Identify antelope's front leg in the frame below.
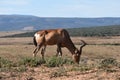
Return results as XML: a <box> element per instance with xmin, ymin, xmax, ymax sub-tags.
<box><xmin>56</xmin><ymin>44</ymin><xmax>62</xmax><ymax>57</ymax></box>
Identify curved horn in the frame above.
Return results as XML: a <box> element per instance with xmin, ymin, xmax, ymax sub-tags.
<box><xmin>80</xmin><ymin>40</ymin><xmax>87</xmax><ymax>49</ymax></box>
<box><xmin>79</xmin><ymin>40</ymin><xmax>87</xmax><ymax>55</ymax></box>
<box><xmin>73</xmin><ymin>40</ymin><xmax>87</xmax><ymax>64</ymax></box>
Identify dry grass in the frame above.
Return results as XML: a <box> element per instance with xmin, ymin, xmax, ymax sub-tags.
<box><xmin>0</xmin><ymin>36</ymin><xmax>120</xmax><ymax>80</ymax></box>
<box><xmin>0</xmin><ymin>31</ymin><xmax>27</xmax><ymax>37</ymax></box>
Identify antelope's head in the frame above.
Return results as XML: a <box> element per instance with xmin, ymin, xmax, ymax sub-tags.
<box><xmin>73</xmin><ymin>40</ymin><xmax>87</xmax><ymax>64</ymax></box>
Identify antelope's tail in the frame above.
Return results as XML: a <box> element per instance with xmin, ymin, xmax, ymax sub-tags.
<box><xmin>33</xmin><ymin>36</ymin><xmax>37</xmax><ymax>47</ymax></box>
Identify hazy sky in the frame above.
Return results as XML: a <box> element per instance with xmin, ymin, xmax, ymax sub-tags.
<box><xmin>0</xmin><ymin>0</ymin><xmax>120</xmax><ymax>17</ymax></box>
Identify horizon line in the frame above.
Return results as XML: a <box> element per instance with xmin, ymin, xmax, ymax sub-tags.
<box><xmin>0</xmin><ymin>14</ymin><xmax>120</xmax><ymax>18</ymax></box>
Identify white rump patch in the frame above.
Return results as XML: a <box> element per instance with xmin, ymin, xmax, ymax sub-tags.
<box><xmin>34</xmin><ymin>33</ymin><xmax>40</xmax><ymax>41</ymax></box>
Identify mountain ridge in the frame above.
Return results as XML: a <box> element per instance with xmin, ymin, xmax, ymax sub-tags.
<box><xmin>0</xmin><ymin>15</ymin><xmax>120</xmax><ymax>31</ymax></box>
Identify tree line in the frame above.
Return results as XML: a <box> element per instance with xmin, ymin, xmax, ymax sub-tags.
<box><xmin>68</xmin><ymin>25</ymin><xmax>120</xmax><ymax>37</ymax></box>
<box><xmin>1</xmin><ymin>25</ymin><xmax>120</xmax><ymax>38</ymax></box>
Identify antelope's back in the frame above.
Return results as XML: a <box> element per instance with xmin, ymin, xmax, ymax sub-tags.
<box><xmin>44</xmin><ymin>29</ymin><xmax>66</xmax><ymax>45</ymax></box>
<box><xmin>34</xmin><ymin>29</ymin><xmax>67</xmax><ymax>45</ymax></box>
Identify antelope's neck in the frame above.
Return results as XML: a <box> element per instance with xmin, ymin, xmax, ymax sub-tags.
<box><xmin>66</xmin><ymin>42</ymin><xmax>77</xmax><ymax>55</ymax></box>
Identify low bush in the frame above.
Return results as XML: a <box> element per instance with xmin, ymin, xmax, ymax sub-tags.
<box><xmin>99</xmin><ymin>58</ymin><xmax>118</xmax><ymax>68</ymax></box>
<box><xmin>99</xmin><ymin>58</ymin><xmax>119</xmax><ymax>72</ymax></box>
<box><xmin>50</xmin><ymin>67</ymin><xmax>68</xmax><ymax>78</ymax></box>
<box><xmin>70</xmin><ymin>64</ymin><xmax>93</xmax><ymax>72</ymax></box>
<box><xmin>45</xmin><ymin>56</ymin><xmax>74</xmax><ymax>67</ymax></box>
<box><xmin>0</xmin><ymin>57</ymin><xmax>13</xmax><ymax>68</ymax></box>
<box><xmin>18</xmin><ymin>57</ymin><xmax>45</xmax><ymax>67</ymax></box>
<box><xmin>16</xmin><ymin>65</ymin><xmax>27</xmax><ymax>72</ymax></box>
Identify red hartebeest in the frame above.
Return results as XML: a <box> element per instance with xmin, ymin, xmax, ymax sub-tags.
<box><xmin>33</xmin><ymin>29</ymin><xmax>86</xmax><ymax>64</ymax></box>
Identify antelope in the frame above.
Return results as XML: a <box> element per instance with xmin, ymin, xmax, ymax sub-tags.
<box><xmin>33</xmin><ymin>29</ymin><xmax>86</xmax><ymax>64</ymax></box>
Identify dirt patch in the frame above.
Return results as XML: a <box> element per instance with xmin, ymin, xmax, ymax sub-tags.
<box><xmin>0</xmin><ymin>66</ymin><xmax>120</xmax><ymax>80</ymax></box>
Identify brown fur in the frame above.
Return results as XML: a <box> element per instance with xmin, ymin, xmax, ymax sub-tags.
<box><xmin>33</xmin><ymin>29</ymin><xmax>86</xmax><ymax>64</ymax></box>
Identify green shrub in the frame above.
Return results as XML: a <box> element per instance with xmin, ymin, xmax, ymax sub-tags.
<box><xmin>18</xmin><ymin>57</ymin><xmax>45</xmax><ymax>67</ymax></box>
<box><xmin>50</xmin><ymin>67</ymin><xmax>68</xmax><ymax>78</ymax></box>
<box><xmin>99</xmin><ymin>58</ymin><xmax>119</xmax><ymax>72</ymax></box>
<box><xmin>70</xmin><ymin>64</ymin><xmax>92</xmax><ymax>72</ymax></box>
<box><xmin>16</xmin><ymin>65</ymin><xmax>27</xmax><ymax>72</ymax></box>
<box><xmin>100</xmin><ymin>58</ymin><xmax>118</xmax><ymax>68</ymax></box>
<box><xmin>46</xmin><ymin>57</ymin><xmax>63</xmax><ymax>67</ymax></box>
<box><xmin>46</xmin><ymin>56</ymin><xmax>73</xmax><ymax>67</ymax></box>
<box><xmin>0</xmin><ymin>57</ymin><xmax>13</xmax><ymax>68</ymax></box>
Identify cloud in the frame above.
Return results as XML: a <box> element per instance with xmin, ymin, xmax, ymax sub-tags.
<box><xmin>22</xmin><ymin>26</ymin><xmax>35</xmax><ymax>31</ymax></box>
<box><xmin>0</xmin><ymin>0</ymin><xmax>29</xmax><ymax>6</ymax></box>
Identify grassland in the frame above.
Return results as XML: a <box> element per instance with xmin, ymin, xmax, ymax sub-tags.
<box><xmin>0</xmin><ymin>34</ymin><xmax>120</xmax><ymax>80</ymax></box>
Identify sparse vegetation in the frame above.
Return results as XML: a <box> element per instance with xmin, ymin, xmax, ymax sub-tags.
<box><xmin>0</xmin><ymin>57</ymin><xmax>13</xmax><ymax>68</ymax></box>
<box><xmin>46</xmin><ymin>56</ymin><xmax>74</xmax><ymax>67</ymax></box>
<box><xmin>99</xmin><ymin>58</ymin><xmax>118</xmax><ymax>68</ymax></box>
<box><xmin>16</xmin><ymin>65</ymin><xmax>27</xmax><ymax>72</ymax></box>
<box><xmin>0</xmin><ymin>56</ymin><xmax>73</xmax><ymax>72</ymax></box>
<box><xmin>0</xmin><ymin>33</ymin><xmax>120</xmax><ymax>79</ymax></box>
<box><xmin>70</xmin><ymin>64</ymin><xmax>93</xmax><ymax>72</ymax></box>
<box><xmin>99</xmin><ymin>58</ymin><xmax>120</xmax><ymax>73</ymax></box>
<box><xmin>0</xmin><ymin>56</ymin><xmax>119</xmax><ymax>73</ymax></box>
<box><xmin>50</xmin><ymin>66</ymin><xmax>68</xmax><ymax>78</ymax></box>
<box><xmin>18</xmin><ymin>57</ymin><xmax>45</xmax><ymax>67</ymax></box>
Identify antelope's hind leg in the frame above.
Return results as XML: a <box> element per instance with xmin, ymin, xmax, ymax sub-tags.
<box><xmin>41</xmin><ymin>45</ymin><xmax>46</xmax><ymax>60</ymax></box>
<box><xmin>33</xmin><ymin>44</ymin><xmax>42</xmax><ymax>57</ymax></box>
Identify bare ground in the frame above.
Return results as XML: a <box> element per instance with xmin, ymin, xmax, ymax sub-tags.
<box><xmin>0</xmin><ymin>36</ymin><xmax>120</xmax><ymax>80</ymax></box>
<box><xmin>0</xmin><ymin>66</ymin><xmax>120</xmax><ymax>80</ymax></box>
